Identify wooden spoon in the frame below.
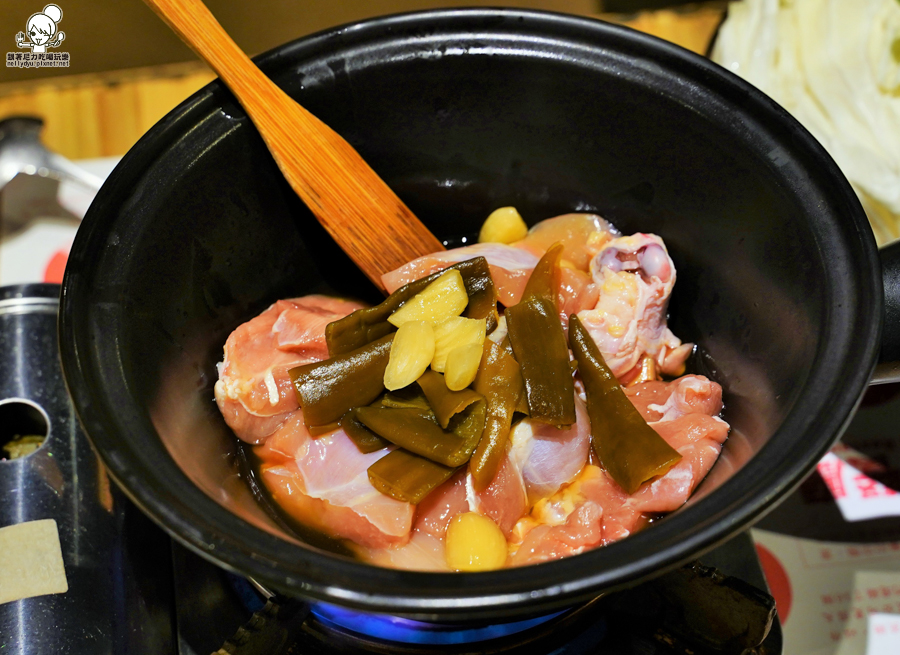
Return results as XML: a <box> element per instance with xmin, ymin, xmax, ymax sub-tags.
<box><xmin>143</xmin><ymin>0</ymin><xmax>445</xmax><ymax>292</ymax></box>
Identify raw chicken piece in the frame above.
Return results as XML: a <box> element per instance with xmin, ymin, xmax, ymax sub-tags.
<box><xmin>509</xmin><ymin>395</ymin><xmax>591</xmax><ymax>505</ymax></box>
<box><xmin>271</xmin><ymin>295</ymin><xmax>364</xmax><ymax>355</ymax></box>
<box><xmin>509</xmin><ymin>465</ymin><xmax>643</xmax><ymax>566</ymax></box>
<box><xmin>509</xmin><ymin>500</ymin><xmax>604</xmax><ymax>566</ymax></box>
<box><xmin>510</xmin><ymin>375</ymin><xmax>728</xmax><ymax>565</ymax></box>
<box><xmin>576</xmin><ymin>234</ymin><xmax>692</xmax><ymax>381</ymax></box>
<box><xmin>513</xmin><ymin>213</ymin><xmax>619</xmax><ymax>271</ymax></box>
<box><xmin>580</xmin><ymin>467</ymin><xmax>646</xmax><ymax>543</ymax></box>
<box><xmin>255</xmin><ymin>411</ymin><xmax>414</xmax><ymax>549</ymax></box>
<box><xmin>629</xmin><ymin>414</ymin><xmax>729</xmax><ymax>514</ymax></box>
<box><xmin>646</xmin><ymin>375</ymin><xmax>724</xmax><ymax>422</ymax></box>
<box><xmin>215</xmin><ymin>403</ymin><xmax>291</xmax><ymax>446</ymax></box>
<box><xmin>354</xmin><ymin>529</ymin><xmax>450</xmax><ymax>571</ymax></box>
<box><xmin>622</xmin><ymin>380</ymin><xmax>672</xmax><ymax>421</ymax></box>
<box><xmin>467</xmin><ymin>456</ymin><xmax>528</xmax><ymax>536</ymax></box>
<box><xmin>381</xmin><ymin>243</ymin><xmax>539</xmax><ymax>307</ymax></box>
<box><xmin>558</xmin><ymin>267</ymin><xmax>599</xmax><ymax>329</ymax></box>
<box><xmin>625</xmin><ymin>375</ymin><xmax>728</xmax><ymax>514</ymax></box>
<box><xmin>413</xmin><ymin>470</ymin><xmax>469</xmax><ymax>538</ymax></box>
<box><xmin>624</xmin><ymin>375</ymin><xmax>722</xmax><ymax>423</ymax></box>
<box><xmin>214</xmin><ymin>296</ymin><xmax>363</xmax><ymax>444</ymax></box>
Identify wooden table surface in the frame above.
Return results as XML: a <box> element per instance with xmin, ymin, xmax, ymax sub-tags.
<box><xmin>0</xmin><ymin>5</ymin><xmax>724</xmax><ymax>162</ymax></box>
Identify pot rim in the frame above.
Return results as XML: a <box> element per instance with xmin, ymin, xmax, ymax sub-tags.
<box><xmin>59</xmin><ymin>7</ymin><xmax>880</xmax><ymax>618</ymax></box>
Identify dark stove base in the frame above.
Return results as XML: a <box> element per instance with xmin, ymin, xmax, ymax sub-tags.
<box><xmin>265</xmin><ymin>596</ymin><xmax>781</xmax><ymax>655</ymax></box>
<box><xmin>177</xmin><ymin>532</ymin><xmax>782</xmax><ymax>655</ymax></box>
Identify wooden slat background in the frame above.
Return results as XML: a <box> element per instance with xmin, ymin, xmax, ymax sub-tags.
<box><xmin>0</xmin><ymin>6</ymin><xmax>724</xmax><ymax>161</ymax></box>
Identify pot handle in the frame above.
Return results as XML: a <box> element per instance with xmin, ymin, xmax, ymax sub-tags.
<box><xmin>873</xmin><ymin>240</ymin><xmax>900</xmax><ymax>384</ymax></box>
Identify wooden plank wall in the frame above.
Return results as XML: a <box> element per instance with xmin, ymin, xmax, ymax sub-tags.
<box><xmin>0</xmin><ymin>5</ymin><xmax>724</xmax><ymax>161</ymax></box>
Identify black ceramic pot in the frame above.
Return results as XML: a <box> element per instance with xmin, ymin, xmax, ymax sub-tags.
<box><xmin>58</xmin><ymin>8</ymin><xmax>899</xmax><ymax>620</ymax></box>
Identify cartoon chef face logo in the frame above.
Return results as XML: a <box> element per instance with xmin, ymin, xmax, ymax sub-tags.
<box><xmin>16</xmin><ymin>4</ymin><xmax>65</xmax><ymax>54</ymax></box>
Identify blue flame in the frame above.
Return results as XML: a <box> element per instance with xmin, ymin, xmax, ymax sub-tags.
<box><xmin>310</xmin><ymin>602</ymin><xmax>567</xmax><ymax>645</ymax></box>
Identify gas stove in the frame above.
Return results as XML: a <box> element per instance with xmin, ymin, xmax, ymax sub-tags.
<box><xmin>174</xmin><ymin>531</ymin><xmax>781</xmax><ymax>655</ymax></box>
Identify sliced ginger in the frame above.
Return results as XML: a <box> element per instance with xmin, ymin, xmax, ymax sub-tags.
<box><xmin>431</xmin><ymin>316</ymin><xmax>486</xmax><ymax>372</ymax></box>
<box><xmin>444</xmin><ymin>343</ymin><xmax>484</xmax><ymax>391</ymax></box>
<box><xmin>478</xmin><ymin>206</ymin><xmax>528</xmax><ymax>244</ymax></box>
<box><xmin>388</xmin><ymin>269</ymin><xmax>468</xmax><ymax>327</ymax></box>
<box><xmin>384</xmin><ymin>321</ymin><xmax>435</xmax><ymax>391</ymax></box>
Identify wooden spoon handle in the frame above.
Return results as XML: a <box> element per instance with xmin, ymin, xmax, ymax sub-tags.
<box><xmin>142</xmin><ymin>0</ymin><xmax>445</xmax><ymax>291</ymax></box>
